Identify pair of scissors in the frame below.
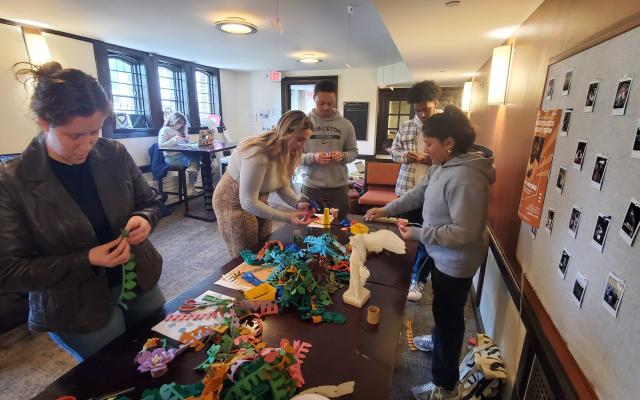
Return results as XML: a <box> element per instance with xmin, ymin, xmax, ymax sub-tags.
<box><xmin>178</xmin><ymin>299</ymin><xmax>215</xmax><ymax>312</ymax></box>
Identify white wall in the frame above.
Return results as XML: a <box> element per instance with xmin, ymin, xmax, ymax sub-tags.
<box><xmin>476</xmin><ymin>248</ymin><xmax>527</xmax><ymax>399</ymax></box>
<box><xmin>219</xmin><ymin>69</ymin><xmax>253</xmax><ymax>142</ymax></box>
<box><xmin>0</xmin><ymin>24</ymin><xmax>37</xmax><ymax>154</ymax></box>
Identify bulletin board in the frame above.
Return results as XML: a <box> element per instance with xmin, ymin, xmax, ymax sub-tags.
<box><xmin>515</xmin><ymin>25</ymin><xmax>640</xmax><ymax>398</ymax></box>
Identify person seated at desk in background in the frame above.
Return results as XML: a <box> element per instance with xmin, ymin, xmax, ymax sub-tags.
<box><xmin>158</xmin><ymin>111</ymin><xmax>200</xmax><ymax>193</ymax></box>
<box><xmin>0</xmin><ymin>61</ymin><xmax>165</xmax><ymax>361</ymax></box>
<box><xmin>213</xmin><ymin>110</ymin><xmax>312</xmax><ymax>258</ymax></box>
<box><xmin>365</xmin><ymin>105</ymin><xmax>495</xmax><ymax>400</ymax></box>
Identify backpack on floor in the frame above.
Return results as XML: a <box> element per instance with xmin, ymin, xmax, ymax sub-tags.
<box><xmin>458</xmin><ymin>333</ymin><xmax>507</xmax><ymax>400</ymax></box>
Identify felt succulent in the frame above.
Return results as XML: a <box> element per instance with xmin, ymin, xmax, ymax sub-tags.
<box><xmin>136</xmin><ymin>348</ymin><xmax>177</xmax><ymax>378</ymax></box>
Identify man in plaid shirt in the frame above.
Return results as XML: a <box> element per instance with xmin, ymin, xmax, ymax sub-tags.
<box><xmin>390</xmin><ymin>80</ymin><xmax>441</xmax><ymax>301</ymax></box>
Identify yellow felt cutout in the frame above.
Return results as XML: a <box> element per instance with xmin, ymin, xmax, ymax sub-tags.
<box><xmin>244</xmin><ymin>283</ymin><xmax>276</xmax><ymax>301</ymax></box>
<box><xmin>350</xmin><ymin>223</ymin><xmax>369</xmax><ymax>234</ymax></box>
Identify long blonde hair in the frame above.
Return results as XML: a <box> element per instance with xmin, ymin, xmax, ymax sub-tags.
<box><xmin>164</xmin><ymin>112</ymin><xmax>188</xmax><ymax>135</ymax></box>
<box><xmin>237</xmin><ymin>110</ymin><xmax>313</xmax><ymax>185</ymax></box>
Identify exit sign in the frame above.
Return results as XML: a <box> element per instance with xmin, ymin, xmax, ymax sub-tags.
<box><xmin>268</xmin><ymin>71</ymin><xmax>282</xmax><ymax>81</ymax></box>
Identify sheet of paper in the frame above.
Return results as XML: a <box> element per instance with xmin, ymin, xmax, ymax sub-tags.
<box><xmin>214</xmin><ymin>262</ymin><xmax>274</xmax><ymax>291</ymax></box>
<box><xmin>152</xmin><ymin>290</ymin><xmax>234</xmax><ymax>341</ymax></box>
<box><xmin>307</xmin><ymin>213</ymin><xmax>335</xmax><ymax>229</ymax></box>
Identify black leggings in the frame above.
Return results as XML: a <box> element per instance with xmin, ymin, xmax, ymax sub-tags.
<box><xmin>431</xmin><ymin>267</ymin><xmax>473</xmax><ymax>390</ymax></box>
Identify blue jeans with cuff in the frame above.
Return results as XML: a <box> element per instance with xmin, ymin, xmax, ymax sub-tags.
<box><xmin>49</xmin><ymin>284</ymin><xmax>166</xmax><ymax>361</ymax></box>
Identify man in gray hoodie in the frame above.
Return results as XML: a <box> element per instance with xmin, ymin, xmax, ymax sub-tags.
<box><xmin>300</xmin><ymin>80</ymin><xmax>358</xmax><ymax>219</ymax></box>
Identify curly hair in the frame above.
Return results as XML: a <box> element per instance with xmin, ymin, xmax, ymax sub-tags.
<box><xmin>407</xmin><ymin>80</ymin><xmax>442</xmax><ymax>104</ymax></box>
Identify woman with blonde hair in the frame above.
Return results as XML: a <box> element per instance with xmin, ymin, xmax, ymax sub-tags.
<box><xmin>158</xmin><ymin>111</ymin><xmax>200</xmax><ymax>192</ymax></box>
<box><xmin>213</xmin><ymin>110</ymin><xmax>313</xmax><ymax>257</ymax></box>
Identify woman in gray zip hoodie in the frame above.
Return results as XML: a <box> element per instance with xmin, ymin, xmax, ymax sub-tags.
<box><xmin>365</xmin><ymin>105</ymin><xmax>495</xmax><ymax>398</ymax></box>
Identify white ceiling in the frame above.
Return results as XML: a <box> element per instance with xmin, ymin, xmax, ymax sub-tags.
<box><xmin>0</xmin><ymin>0</ymin><xmax>542</xmax><ymax>83</ymax></box>
<box><xmin>0</xmin><ymin>0</ymin><xmax>402</xmax><ymax>71</ymax></box>
<box><xmin>372</xmin><ymin>0</ymin><xmax>543</xmax><ymax>85</ymax></box>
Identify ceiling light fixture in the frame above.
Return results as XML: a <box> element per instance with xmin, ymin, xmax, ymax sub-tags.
<box><xmin>22</xmin><ymin>27</ymin><xmax>51</xmax><ymax>65</ymax></box>
<box><xmin>488</xmin><ymin>44</ymin><xmax>512</xmax><ymax>105</ymax></box>
<box><xmin>445</xmin><ymin>1</ymin><xmax>462</xmax><ymax>7</ymax></box>
<box><xmin>296</xmin><ymin>54</ymin><xmax>322</xmax><ymax>64</ymax></box>
<box><xmin>214</xmin><ymin>17</ymin><xmax>258</xmax><ymax>35</ymax></box>
<box><xmin>461</xmin><ymin>81</ymin><xmax>473</xmax><ymax>112</ymax></box>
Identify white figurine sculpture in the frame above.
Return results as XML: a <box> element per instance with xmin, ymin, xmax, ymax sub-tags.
<box><xmin>343</xmin><ymin>230</ymin><xmax>406</xmax><ymax>308</ymax></box>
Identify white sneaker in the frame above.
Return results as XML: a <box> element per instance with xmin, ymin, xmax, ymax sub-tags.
<box><xmin>407</xmin><ymin>281</ymin><xmax>425</xmax><ymax>301</ymax></box>
<box><xmin>413</xmin><ymin>334</ymin><xmax>434</xmax><ymax>352</ymax></box>
<box><xmin>412</xmin><ymin>382</ymin><xmax>459</xmax><ymax>400</ymax></box>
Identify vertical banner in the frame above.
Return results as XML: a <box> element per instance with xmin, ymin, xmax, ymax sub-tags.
<box><xmin>518</xmin><ymin>109</ymin><xmax>563</xmax><ymax>227</ymax></box>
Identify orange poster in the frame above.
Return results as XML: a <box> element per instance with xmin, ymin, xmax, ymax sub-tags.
<box><xmin>518</xmin><ymin>109</ymin><xmax>563</xmax><ymax>227</ymax></box>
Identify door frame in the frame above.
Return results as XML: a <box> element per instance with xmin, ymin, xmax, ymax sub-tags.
<box><xmin>281</xmin><ymin>76</ymin><xmax>339</xmax><ymax>113</ymax></box>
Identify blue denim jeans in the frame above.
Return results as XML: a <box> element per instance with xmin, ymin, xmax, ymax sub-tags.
<box><xmin>411</xmin><ymin>242</ymin><xmax>431</xmax><ymax>283</ymax></box>
<box><xmin>165</xmin><ymin>154</ymin><xmax>200</xmax><ymax>183</ymax></box>
<box><xmin>49</xmin><ymin>285</ymin><xmax>166</xmax><ymax>361</ymax></box>
<box><xmin>403</xmin><ymin>208</ymin><xmax>431</xmax><ymax>284</ymax></box>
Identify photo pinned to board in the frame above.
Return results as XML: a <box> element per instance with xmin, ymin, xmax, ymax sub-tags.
<box><xmin>602</xmin><ymin>272</ymin><xmax>626</xmax><ymax>317</ymax></box>
<box><xmin>545</xmin><ymin>208</ymin><xmax>555</xmax><ymax>234</ymax></box>
<box><xmin>620</xmin><ymin>198</ymin><xmax>640</xmax><ymax>246</ymax></box>
<box><xmin>555</xmin><ymin>166</ymin><xmax>567</xmax><ymax>194</ymax></box>
<box><xmin>545</xmin><ymin>77</ymin><xmax>555</xmax><ymax>101</ymax></box>
<box><xmin>573</xmin><ymin>139</ymin><xmax>588</xmax><ymax>170</ymax></box>
<box><xmin>562</xmin><ymin>69</ymin><xmax>574</xmax><ymax>96</ymax></box>
<box><xmin>572</xmin><ymin>271</ymin><xmax>588</xmax><ymax>308</ymax></box>
<box><xmin>568</xmin><ymin>205</ymin><xmax>582</xmax><ymax>239</ymax></box>
<box><xmin>632</xmin><ymin>118</ymin><xmax>640</xmax><ymax>159</ymax></box>
<box><xmin>584</xmin><ymin>79</ymin><xmax>600</xmax><ymax>112</ymax></box>
<box><xmin>558</xmin><ymin>249</ymin><xmax>570</xmax><ymax>279</ymax></box>
<box><xmin>612</xmin><ymin>76</ymin><xmax>633</xmax><ymax>116</ymax></box>
<box><xmin>590</xmin><ymin>154</ymin><xmax>609</xmax><ymax>190</ymax></box>
<box><xmin>560</xmin><ymin>108</ymin><xmax>572</xmax><ymax>136</ymax></box>
<box><xmin>591</xmin><ymin>213</ymin><xmax>611</xmax><ymax>252</ymax></box>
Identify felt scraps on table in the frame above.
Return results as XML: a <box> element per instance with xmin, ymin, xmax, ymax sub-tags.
<box><xmin>136</xmin><ymin>312</ymin><xmax>313</xmax><ymax>400</ymax></box>
<box><xmin>233</xmin><ymin>233</ymin><xmax>351</xmax><ymax>324</ymax></box>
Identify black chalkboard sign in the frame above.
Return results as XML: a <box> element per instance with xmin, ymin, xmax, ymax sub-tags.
<box><xmin>343</xmin><ymin>102</ymin><xmax>369</xmax><ymax>141</ymax></box>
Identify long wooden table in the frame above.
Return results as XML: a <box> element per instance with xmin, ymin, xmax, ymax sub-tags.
<box><xmin>34</xmin><ymin>221</ymin><xmax>415</xmax><ymax>400</ymax></box>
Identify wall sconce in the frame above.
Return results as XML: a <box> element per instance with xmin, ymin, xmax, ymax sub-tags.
<box><xmin>487</xmin><ymin>44</ymin><xmax>512</xmax><ymax>105</ymax></box>
<box><xmin>22</xmin><ymin>27</ymin><xmax>51</xmax><ymax>65</ymax></box>
<box><xmin>461</xmin><ymin>81</ymin><xmax>473</xmax><ymax>111</ymax></box>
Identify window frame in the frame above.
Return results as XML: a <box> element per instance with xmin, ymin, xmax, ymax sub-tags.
<box><xmin>107</xmin><ymin>52</ymin><xmax>149</xmax><ymax>126</ymax></box>
<box><xmin>194</xmin><ymin>69</ymin><xmax>220</xmax><ymax>125</ymax></box>
<box><xmin>281</xmin><ymin>76</ymin><xmax>339</xmax><ymax>113</ymax></box>
<box><xmin>94</xmin><ymin>41</ymin><xmax>222</xmax><ymax>139</ymax></box>
<box><xmin>157</xmin><ymin>62</ymin><xmax>188</xmax><ymax>118</ymax></box>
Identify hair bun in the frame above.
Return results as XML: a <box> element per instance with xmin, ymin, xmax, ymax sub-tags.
<box><xmin>36</xmin><ymin>61</ymin><xmax>63</xmax><ymax>79</ymax></box>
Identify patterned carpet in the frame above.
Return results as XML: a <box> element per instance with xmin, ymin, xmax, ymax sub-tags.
<box><xmin>0</xmin><ymin>200</ymin><xmax>479</xmax><ymax>400</ymax></box>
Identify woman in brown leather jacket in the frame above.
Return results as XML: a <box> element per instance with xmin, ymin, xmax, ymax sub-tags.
<box><xmin>0</xmin><ymin>62</ymin><xmax>165</xmax><ymax>361</ymax></box>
